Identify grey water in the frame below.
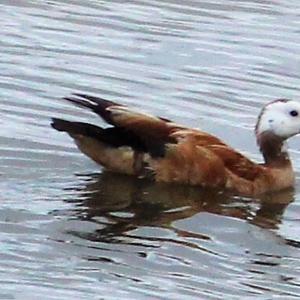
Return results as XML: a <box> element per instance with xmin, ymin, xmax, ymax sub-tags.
<box><xmin>1</xmin><ymin>0</ymin><xmax>300</xmax><ymax>299</ymax></box>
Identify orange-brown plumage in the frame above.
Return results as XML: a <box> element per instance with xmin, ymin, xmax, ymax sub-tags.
<box><xmin>52</xmin><ymin>95</ymin><xmax>300</xmax><ymax>196</ymax></box>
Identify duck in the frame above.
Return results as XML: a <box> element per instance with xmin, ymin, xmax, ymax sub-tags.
<box><xmin>51</xmin><ymin>94</ymin><xmax>300</xmax><ymax>196</ymax></box>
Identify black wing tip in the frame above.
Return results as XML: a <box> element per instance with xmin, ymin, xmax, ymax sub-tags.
<box><xmin>62</xmin><ymin>95</ymin><xmax>95</xmax><ymax>109</ymax></box>
<box><xmin>61</xmin><ymin>93</ymin><xmax>122</xmax><ymax>125</ymax></box>
<box><xmin>71</xmin><ymin>93</ymin><xmax>119</xmax><ymax>107</ymax></box>
<box><xmin>61</xmin><ymin>93</ymin><xmax>120</xmax><ymax>113</ymax></box>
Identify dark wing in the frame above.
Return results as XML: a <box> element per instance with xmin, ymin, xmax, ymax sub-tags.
<box><xmin>63</xmin><ymin>93</ymin><xmax>120</xmax><ymax>125</ymax></box>
<box><xmin>62</xmin><ymin>94</ymin><xmax>180</xmax><ymax>157</ymax></box>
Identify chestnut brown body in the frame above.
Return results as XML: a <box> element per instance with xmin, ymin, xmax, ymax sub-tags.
<box><xmin>52</xmin><ymin>95</ymin><xmax>297</xmax><ymax>196</ymax></box>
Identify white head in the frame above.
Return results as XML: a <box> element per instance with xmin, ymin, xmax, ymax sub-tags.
<box><xmin>256</xmin><ymin>99</ymin><xmax>300</xmax><ymax>139</ymax></box>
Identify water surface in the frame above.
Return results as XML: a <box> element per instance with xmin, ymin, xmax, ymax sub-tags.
<box><xmin>1</xmin><ymin>0</ymin><xmax>300</xmax><ymax>299</ymax></box>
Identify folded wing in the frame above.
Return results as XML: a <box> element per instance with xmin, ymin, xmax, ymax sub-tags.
<box><xmin>52</xmin><ymin>94</ymin><xmax>264</xmax><ymax>191</ymax></box>
<box><xmin>61</xmin><ymin>93</ymin><xmax>179</xmax><ymax>157</ymax></box>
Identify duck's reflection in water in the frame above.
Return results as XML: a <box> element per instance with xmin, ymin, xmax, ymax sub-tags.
<box><xmin>58</xmin><ymin>171</ymin><xmax>294</xmax><ymax>244</ymax></box>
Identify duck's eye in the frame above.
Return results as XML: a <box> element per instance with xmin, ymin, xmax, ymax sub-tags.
<box><xmin>290</xmin><ymin>110</ymin><xmax>299</xmax><ymax>117</ymax></box>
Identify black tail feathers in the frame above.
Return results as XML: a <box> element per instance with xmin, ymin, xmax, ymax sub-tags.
<box><xmin>51</xmin><ymin>118</ymin><xmax>146</xmax><ymax>151</ymax></box>
<box><xmin>51</xmin><ymin>118</ymin><xmax>101</xmax><ymax>137</ymax></box>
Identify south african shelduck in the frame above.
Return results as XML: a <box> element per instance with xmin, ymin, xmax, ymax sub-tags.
<box><xmin>51</xmin><ymin>94</ymin><xmax>300</xmax><ymax>195</ymax></box>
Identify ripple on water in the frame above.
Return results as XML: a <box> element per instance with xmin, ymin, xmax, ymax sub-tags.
<box><xmin>1</xmin><ymin>0</ymin><xmax>300</xmax><ymax>299</ymax></box>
